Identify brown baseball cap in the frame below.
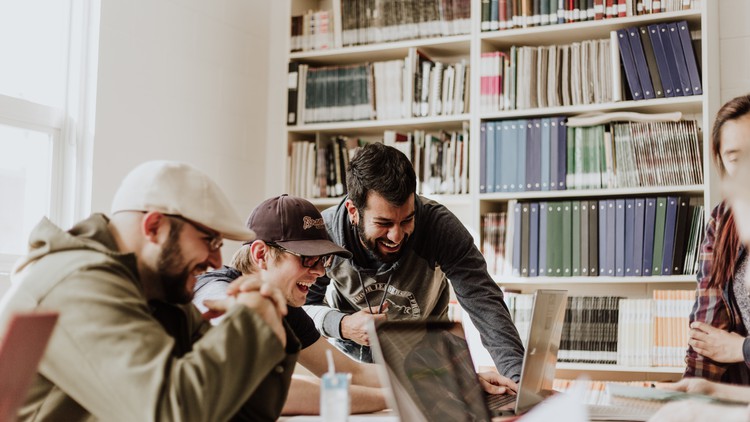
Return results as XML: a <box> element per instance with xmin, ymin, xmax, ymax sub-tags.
<box><xmin>247</xmin><ymin>195</ymin><xmax>352</xmax><ymax>258</ymax></box>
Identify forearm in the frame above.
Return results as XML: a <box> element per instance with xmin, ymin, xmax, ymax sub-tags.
<box><xmin>281</xmin><ymin>375</ymin><xmax>386</xmax><ymax>415</ymax></box>
<box><xmin>303</xmin><ymin>304</ymin><xmax>346</xmax><ymax>339</ymax></box>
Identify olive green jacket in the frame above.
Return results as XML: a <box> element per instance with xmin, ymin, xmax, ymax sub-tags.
<box><xmin>0</xmin><ymin>214</ymin><xmax>299</xmax><ymax>421</ymax></box>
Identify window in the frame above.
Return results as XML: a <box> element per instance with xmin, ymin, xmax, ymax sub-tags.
<box><xmin>0</xmin><ymin>0</ymin><xmax>99</xmax><ymax>272</ymax></box>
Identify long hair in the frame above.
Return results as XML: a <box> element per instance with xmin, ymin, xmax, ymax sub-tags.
<box><xmin>708</xmin><ymin>95</ymin><xmax>750</xmax><ymax>289</ymax></box>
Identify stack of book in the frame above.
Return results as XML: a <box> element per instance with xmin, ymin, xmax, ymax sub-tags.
<box><xmin>341</xmin><ymin>0</ymin><xmax>470</xmax><ymax>46</ymax></box>
<box><xmin>479</xmin><ymin>118</ymin><xmax>702</xmax><ymax>194</ymax></box>
<box><xmin>290</xmin><ymin>9</ymin><xmax>335</xmax><ymax>52</ymax></box>
<box><xmin>481</xmin><ymin>0</ymin><xmax>697</xmax><ymax>31</ymax></box>
<box><xmin>287</xmin><ymin>48</ymin><xmax>469</xmax><ymax>125</ymax></box>
<box><xmin>479</xmin><ymin>39</ymin><xmax>614</xmax><ymax>112</ymax></box>
<box><xmin>481</xmin><ymin>197</ymin><xmax>705</xmax><ymax>278</ymax></box>
<box><xmin>504</xmin><ymin>290</ymin><xmax>693</xmax><ymax>367</ymax></box>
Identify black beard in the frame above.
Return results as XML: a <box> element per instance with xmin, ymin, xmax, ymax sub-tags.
<box><xmin>354</xmin><ymin>219</ymin><xmax>406</xmax><ymax>264</ymax></box>
<box><xmin>157</xmin><ymin>224</ymin><xmax>193</xmax><ymax>304</ymax></box>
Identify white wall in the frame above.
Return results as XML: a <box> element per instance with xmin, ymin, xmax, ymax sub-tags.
<box><xmin>92</xmin><ymin>0</ymin><xmax>272</xmax><ymax>254</ymax></box>
<box><xmin>719</xmin><ymin>0</ymin><xmax>750</xmax><ymax>102</ymax></box>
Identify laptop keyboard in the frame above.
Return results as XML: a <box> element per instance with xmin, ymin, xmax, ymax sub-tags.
<box><xmin>486</xmin><ymin>393</ymin><xmax>516</xmax><ymax>410</ymax></box>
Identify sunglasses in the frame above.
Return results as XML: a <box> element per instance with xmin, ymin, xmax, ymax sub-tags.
<box><xmin>267</xmin><ymin>242</ymin><xmax>334</xmax><ymax>268</ymax></box>
<box><xmin>166</xmin><ymin>214</ymin><xmax>223</xmax><ymax>251</ymax></box>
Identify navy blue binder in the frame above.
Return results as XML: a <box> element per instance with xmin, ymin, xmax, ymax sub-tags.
<box><xmin>658</xmin><ymin>23</ymin><xmax>685</xmax><ymax>96</ymax></box>
<box><xmin>539</xmin><ymin>202</ymin><xmax>548</xmax><ymax>276</ymax></box>
<box><xmin>486</xmin><ymin>121</ymin><xmax>496</xmax><ymax>193</ymax></box>
<box><xmin>633</xmin><ymin>198</ymin><xmax>646</xmax><ymax>276</ymax></box>
<box><xmin>529</xmin><ymin>202</ymin><xmax>540</xmax><ymax>277</ymax></box>
<box><xmin>642</xmin><ymin>197</ymin><xmax>657</xmax><ymax>276</ymax></box>
<box><xmin>677</xmin><ymin>20</ymin><xmax>702</xmax><ymax>96</ymax></box>
<box><xmin>647</xmin><ymin>24</ymin><xmax>676</xmax><ymax>98</ymax></box>
<box><xmin>624</xmin><ymin>199</ymin><xmax>635</xmax><ymax>276</ymax></box>
<box><xmin>615</xmin><ymin>199</ymin><xmax>626</xmax><ymax>277</ymax></box>
<box><xmin>665</xmin><ymin>22</ymin><xmax>693</xmax><ymax>96</ymax></box>
<box><xmin>661</xmin><ymin>196</ymin><xmax>679</xmax><ymax>275</ymax></box>
<box><xmin>616</xmin><ymin>28</ymin><xmax>644</xmax><ymax>100</ymax></box>
<box><xmin>627</xmin><ymin>27</ymin><xmax>655</xmax><ymax>99</ymax></box>
<box><xmin>480</xmin><ymin>122</ymin><xmax>487</xmax><ymax>193</ymax></box>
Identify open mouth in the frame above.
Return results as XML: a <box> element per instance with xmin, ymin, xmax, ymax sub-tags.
<box><xmin>296</xmin><ymin>281</ymin><xmax>312</xmax><ymax>293</ymax></box>
<box><xmin>378</xmin><ymin>239</ymin><xmax>401</xmax><ymax>253</ymax></box>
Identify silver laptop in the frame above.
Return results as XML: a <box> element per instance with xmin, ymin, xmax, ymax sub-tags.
<box><xmin>368</xmin><ymin>289</ymin><xmax>568</xmax><ymax>421</ymax></box>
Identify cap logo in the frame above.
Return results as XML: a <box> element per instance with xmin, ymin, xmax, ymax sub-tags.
<box><xmin>302</xmin><ymin>216</ymin><xmax>325</xmax><ymax>230</ymax></box>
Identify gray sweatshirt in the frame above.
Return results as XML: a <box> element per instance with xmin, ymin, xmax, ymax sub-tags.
<box><xmin>304</xmin><ymin>195</ymin><xmax>524</xmax><ymax>381</ymax></box>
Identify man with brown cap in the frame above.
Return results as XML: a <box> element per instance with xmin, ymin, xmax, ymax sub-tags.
<box><xmin>0</xmin><ymin>161</ymin><xmax>297</xmax><ymax>421</ymax></box>
<box><xmin>194</xmin><ymin>194</ymin><xmax>388</xmax><ymax>415</ymax></box>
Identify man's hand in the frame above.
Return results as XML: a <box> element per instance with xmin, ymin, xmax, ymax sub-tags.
<box><xmin>689</xmin><ymin>322</ymin><xmax>745</xmax><ymax>363</ymax></box>
<box><xmin>477</xmin><ymin>371</ymin><xmax>518</xmax><ymax>395</ymax></box>
<box><xmin>341</xmin><ymin>303</ymin><xmax>389</xmax><ymax>346</ymax></box>
<box><xmin>226</xmin><ymin>274</ymin><xmax>288</xmax><ymax>317</ymax></box>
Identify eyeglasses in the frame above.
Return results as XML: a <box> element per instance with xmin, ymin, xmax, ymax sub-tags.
<box><xmin>166</xmin><ymin>214</ymin><xmax>224</xmax><ymax>252</ymax></box>
<box><xmin>267</xmin><ymin>243</ymin><xmax>334</xmax><ymax>268</ymax></box>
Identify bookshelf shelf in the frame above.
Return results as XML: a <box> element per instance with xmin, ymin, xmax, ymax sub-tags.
<box><xmin>494</xmin><ymin>275</ymin><xmax>696</xmax><ymax>285</ymax></box>
<box><xmin>281</xmin><ymin>0</ymin><xmax>718</xmax><ymax>380</ymax></box>
<box><xmin>479</xmin><ymin>185</ymin><xmax>705</xmax><ymax>201</ymax></box>
<box><xmin>288</xmin><ymin>114</ymin><xmax>470</xmax><ymax>136</ymax></box>
<box><xmin>479</xmin><ymin>96</ymin><xmax>703</xmax><ymax>120</ymax></box>
<box><xmin>556</xmin><ymin>363</ymin><xmax>685</xmax><ymax>373</ymax></box>
<box><xmin>481</xmin><ymin>10</ymin><xmax>701</xmax><ymax>48</ymax></box>
<box><xmin>290</xmin><ymin>34</ymin><xmax>472</xmax><ymax>65</ymax></box>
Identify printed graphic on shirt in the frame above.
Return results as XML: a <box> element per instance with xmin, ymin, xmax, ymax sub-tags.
<box><xmin>352</xmin><ymin>282</ymin><xmax>421</xmax><ymax>319</ymax></box>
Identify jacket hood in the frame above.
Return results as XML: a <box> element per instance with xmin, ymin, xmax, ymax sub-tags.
<box><xmin>14</xmin><ymin>213</ymin><xmax>134</xmax><ymax>274</ymax></box>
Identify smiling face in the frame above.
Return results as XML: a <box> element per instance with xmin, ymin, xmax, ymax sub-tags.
<box><xmin>252</xmin><ymin>242</ymin><xmax>326</xmax><ymax>307</ymax></box>
<box><xmin>156</xmin><ymin>216</ymin><xmax>223</xmax><ymax>304</ymax></box>
<box><xmin>347</xmin><ymin>192</ymin><xmax>415</xmax><ymax>264</ymax></box>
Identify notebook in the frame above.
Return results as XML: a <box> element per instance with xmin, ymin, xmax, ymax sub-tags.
<box><xmin>368</xmin><ymin>289</ymin><xmax>568</xmax><ymax>422</ymax></box>
<box><xmin>0</xmin><ymin>312</ymin><xmax>59</xmax><ymax>422</ymax></box>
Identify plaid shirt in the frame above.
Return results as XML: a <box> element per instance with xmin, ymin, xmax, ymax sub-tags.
<box><xmin>684</xmin><ymin>202</ymin><xmax>750</xmax><ymax>384</ymax></box>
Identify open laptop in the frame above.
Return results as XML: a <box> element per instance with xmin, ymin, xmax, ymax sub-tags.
<box><xmin>0</xmin><ymin>312</ymin><xmax>59</xmax><ymax>422</ymax></box>
<box><xmin>368</xmin><ymin>289</ymin><xmax>568</xmax><ymax>422</ymax></box>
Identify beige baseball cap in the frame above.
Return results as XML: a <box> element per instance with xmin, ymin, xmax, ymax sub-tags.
<box><xmin>111</xmin><ymin>160</ymin><xmax>255</xmax><ymax>241</ymax></box>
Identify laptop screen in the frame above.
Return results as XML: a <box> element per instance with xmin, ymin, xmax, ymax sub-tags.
<box><xmin>371</xmin><ymin>320</ymin><xmax>492</xmax><ymax>422</ymax></box>
<box><xmin>370</xmin><ymin>289</ymin><xmax>568</xmax><ymax>420</ymax></box>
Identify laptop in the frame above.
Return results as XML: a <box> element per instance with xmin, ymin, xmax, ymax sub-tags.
<box><xmin>368</xmin><ymin>289</ymin><xmax>568</xmax><ymax>422</ymax></box>
<box><xmin>0</xmin><ymin>312</ymin><xmax>59</xmax><ymax>422</ymax></box>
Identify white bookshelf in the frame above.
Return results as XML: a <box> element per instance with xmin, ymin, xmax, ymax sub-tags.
<box><xmin>280</xmin><ymin>0</ymin><xmax>720</xmax><ymax>382</ymax></box>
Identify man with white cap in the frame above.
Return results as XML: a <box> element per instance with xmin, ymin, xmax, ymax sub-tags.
<box><xmin>0</xmin><ymin>161</ymin><xmax>297</xmax><ymax>421</ymax></box>
<box><xmin>194</xmin><ymin>195</ymin><xmax>388</xmax><ymax>415</ymax></box>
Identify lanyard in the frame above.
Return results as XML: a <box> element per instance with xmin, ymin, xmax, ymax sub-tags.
<box><xmin>356</xmin><ymin>270</ymin><xmax>394</xmax><ymax>314</ymax></box>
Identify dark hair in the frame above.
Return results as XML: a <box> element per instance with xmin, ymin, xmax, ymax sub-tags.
<box><xmin>708</xmin><ymin>94</ymin><xmax>750</xmax><ymax>289</ymax></box>
<box><xmin>346</xmin><ymin>142</ymin><xmax>417</xmax><ymax>210</ymax></box>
